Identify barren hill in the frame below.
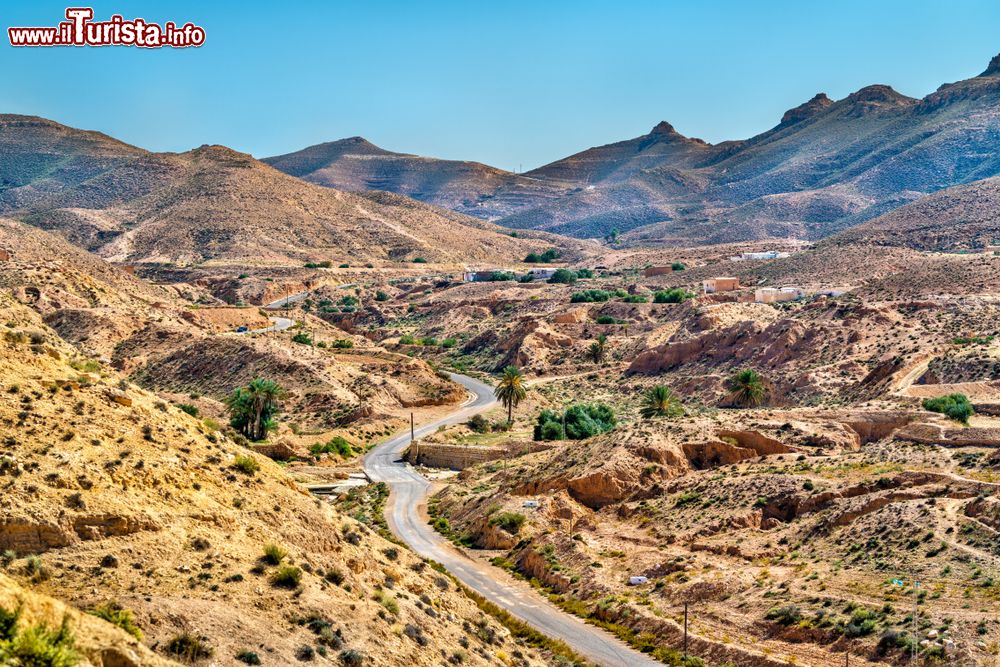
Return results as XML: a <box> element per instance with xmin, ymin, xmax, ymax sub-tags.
<box><xmin>0</xmin><ymin>115</ymin><xmax>577</xmax><ymax>266</ymax></box>
<box><xmin>825</xmin><ymin>175</ymin><xmax>1000</xmax><ymax>252</ymax></box>
<box><xmin>263</xmin><ymin>136</ymin><xmax>574</xmax><ymax>218</ymax></box>
<box><xmin>0</xmin><ymin>294</ymin><xmax>559</xmax><ymax>666</ymax></box>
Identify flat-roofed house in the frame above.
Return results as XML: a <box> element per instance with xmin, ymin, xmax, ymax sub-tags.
<box><xmin>702</xmin><ymin>277</ymin><xmax>740</xmax><ymax>294</ymax></box>
<box><xmin>755</xmin><ymin>286</ymin><xmax>806</xmax><ymax>303</ymax></box>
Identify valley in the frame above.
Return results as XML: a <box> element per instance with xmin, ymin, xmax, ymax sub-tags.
<box><xmin>2</xmin><ymin>51</ymin><xmax>1000</xmax><ymax>667</ymax></box>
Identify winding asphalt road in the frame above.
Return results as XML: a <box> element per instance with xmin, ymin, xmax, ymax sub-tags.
<box><xmin>364</xmin><ymin>373</ymin><xmax>662</xmax><ymax>667</ymax></box>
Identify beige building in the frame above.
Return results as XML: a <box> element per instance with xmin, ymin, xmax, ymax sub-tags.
<box><xmin>755</xmin><ymin>286</ymin><xmax>806</xmax><ymax>303</ymax></box>
<box><xmin>702</xmin><ymin>277</ymin><xmax>740</xmax><ymax>293</ymax></box>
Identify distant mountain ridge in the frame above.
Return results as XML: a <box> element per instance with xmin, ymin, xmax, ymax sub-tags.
<box><xmin>0</xmin><ymin>114</ymin><xmax>578</xmax><ymax>265</ymax></box>
<box><xmin>267</xmin><ymin>53</ymin><xmax>1000</xmax><ymax>244</ymax></box>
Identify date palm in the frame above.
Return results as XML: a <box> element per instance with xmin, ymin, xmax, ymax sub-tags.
<box><xmin>494</xmin><ymin>365</ymin><xmax>527</xmax><ymax>425</ymax></box>
<box><xmin>589</xmin><ymin>334</ymin><xmax>607</xmax><ymax>363</ymax></box>
<box><xmin>639</xmin><ymin>385</ymin><xmax>684</xmax><ymax>419</ymax></box>
<box><xmin>226</xmin><ymin>377</ymin><xmax>287</xmax><ymax>441</ymax></box>
<box><xmin>725</xmin><ymin>369</ymin><xmax>767</xmax><ymax>407</ymax></box>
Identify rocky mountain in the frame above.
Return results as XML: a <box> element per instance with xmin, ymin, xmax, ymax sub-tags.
<box><xmin>268</xmin><ymin>55</ymin><xmax>1000</xmax><ymax>244</ymax></box>
<box><xmin>0</xmin><ymin>115</ymin><xmax>577</xmax><ymax>266</ymax></box>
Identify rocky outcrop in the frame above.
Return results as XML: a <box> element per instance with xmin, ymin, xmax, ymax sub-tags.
<box><xmin>0</xmin><ymin>513</ymin><xmax>160</xmax><ymax>555</ymax></box>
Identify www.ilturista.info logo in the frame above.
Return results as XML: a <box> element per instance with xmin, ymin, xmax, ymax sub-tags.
<box><xmin>8</xmin><ymin>7</ymin><xmax>205</xmax><ymax>48</ymax></box>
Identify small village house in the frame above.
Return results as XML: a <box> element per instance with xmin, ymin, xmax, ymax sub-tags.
<box><xmin>731</xmin><ymin>250</ymin><xmax>790</xmax><ymax>262</ymax></box>
<box><xmin>702</xmin><ymin>277</ymin><xmax>740</xmax><ymax>294</ymax></box>
<box><xmin>527</xmin><ymin>268</ymin><xmax>557</xmax><ymax>280</ymax></box>
<box><xmin>755</xmin><ymin>286</ymin><xmax>806</xmax><ymax>303</ymax></box>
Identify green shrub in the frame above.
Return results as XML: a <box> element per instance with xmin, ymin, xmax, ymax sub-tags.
<box><xmin>89</xmin><ymin>603</ymin><xmax>142</xmax><ymax>640</ymax></box>
<box><xmin>570</xmin><ymin>289</ymin><xmax>610</xmax><ymax>303</ymax></box>
<box><xmin>922</xmin><ymin>393</ymin><xmax>974</xmax><ymax>424</ymax></box>
<box><xmin>398</xmin><ymin>335</ymin><xmax>416</xmax><ymax>345</ymax></box>
<box><xmin>594</xmin><ymin>315</ymin><xmax>619</xmax><ymax>325</ymax></box>
<box><xmin>167</xmin><ymin>632</ymin><xmax>213</xmax><ymax>662</ymax></box>
<box><xmin>489</xmin><ymin>271</ymin><xmax>516</xmax><ymax>281</ymax></box>
<box><xmin>489</xmin><ymin>512</ymin><xmax>526</xmax><ymax>535</ymax></box>
<box><xmin>533</xmin><ymin>404</ymin><xmax>615</xmax><ymax>441</ymax></box>
<box><xmin>467</xmin><ymin>414</ymin><xmax>490</xmax><ymax>433</ymax></box>
<box><xmin>548</xmin><ymin>268</ymin><xmax>577</xmax><ymax>284</ymax></box>
<box><xmin>671</xmin><ymin>262</ymin><xmax>686</xmax><ymax>271</ymax></box>
<box><xmin>374</xmin><ymin>591</ymin><xmax>399</xmax><ymax>615</ymax></box>
<box><xmin>236</xmin><ymin>650</ymin><xmax>262</xmax><ymax>665</ymax></box>
<box><xmin>622</xmin><ymin>294</ymin><xmax>648</xmax><ymax>303</ymax></box>
<box><xmin>765</xmin><ymin>605</ymin><xmax>802</xmax><ymax>626</ymax></box>
<box><xmin>441</xmin><ymin>338</ymin><xmax>457</xmax><ymax>348</ymax></box>
<box><xmin>233</xmin><ymin>455</ymin><xmax>260</xmax><ymax>475</ymax></box>
<box><xmin>310</xmin><ymin>436</ymin><xmax>354</xmax><ymax>458</ymax></box>
<box><xmin>271</xmin><ymin>565</ymin><xmax>302</xmax><ymax>588</ymax></box>
<box><xmin>332</xmin><ymin>339</ymin><xmax>354</xmax><ymax>349</ymax></box>
<box><xmin>374</xmin><ymin>291</ymin><xmax>389</xmax><ymax>302</ymax></box>
<box><xmin>262</xmin><ymin>544</ymin><xmax>287</xmax><ymax>565</ymax></box>
<box><xmin>524</xmin><ymin>249</ymin><xmax>560</xmax><ymax>263</ymax></box>
<box><xmin>291</xmin><ymin>331</ymin><xmax>313</xmax><ymax>346</ymax></box>
<box><xmin>177</xmin><ymin>403</ymin><xmax>199</xmax><ymax>418</ymax></box>
<box><xmin>411</xmin><ymin>257</ymin><xmax>427</xmax><ymax>264</ymax></box>
<box><xmin>0</xmin><ymin>606</ymin><xmax>79</xmax><ymax>667</ymax></box>
<box><xmin>653</xmin><ymin>288</ymin><xmax>694</xmax><ymax>304</ymax></box>
<box><xmin>339</xmin><ymin>649</ymin><xmax>364</xmax><ymax>665</ymax></box>
<box><xmin>576</xmin><ymin>268</ymin><xmax>594</xmax><ymax>279</ymax></box>
<box><xmin>419</xmin><ymin>336</ymin><xmax>438</xmax><ymax>346</ymax></box>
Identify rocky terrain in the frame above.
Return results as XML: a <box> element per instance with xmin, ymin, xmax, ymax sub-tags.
<box><xmin>0</xmin><ymin>294</ymin><xmax>566</xmax><ymax>667</ymax></box>
<box><xmin>269</xmin><ymin>55</ymin><xmax>1000</xmax><ymax>245</ymax></box>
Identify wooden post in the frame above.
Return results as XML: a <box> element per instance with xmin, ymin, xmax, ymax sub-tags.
<box><xmin>410</xmin><ymin>412</ymin><xmax>415</xmax><ymax>444</ymax></box>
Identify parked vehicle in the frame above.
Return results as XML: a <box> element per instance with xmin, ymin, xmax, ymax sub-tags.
<box><xmin>235</xmin><ymin>326</ymin><xmax>249</xmax><ymax>333</ymax></box>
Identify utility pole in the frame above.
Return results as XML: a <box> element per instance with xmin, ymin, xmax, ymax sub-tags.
<box><xmin>410</xmin><ymin>412</ymin><xmax>415</xmax><ymax>444</ymax></box>
<box><xmin>683</xmin><ymin>602</ymin><xmax>688</xmax><ymax>659</ymax></box>
<box><xmin>912</xmin><ymin>577</ymin><xmax>919</xmax><ymax>666</ymax></box>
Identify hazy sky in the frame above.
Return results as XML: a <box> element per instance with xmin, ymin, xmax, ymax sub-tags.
<box><xmin>3</xmin><ymin>0</ymin><xmax>1000</xmax><ymax>171</ymax></box>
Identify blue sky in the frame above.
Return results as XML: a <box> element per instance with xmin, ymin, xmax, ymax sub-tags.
<box><xmin>2</xmin><ymin>1</ymin><xmax>1000</xmax><ymax>170</ymax></box>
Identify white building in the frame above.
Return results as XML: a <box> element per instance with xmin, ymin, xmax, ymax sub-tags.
<box><xmin>755</xmin><ymin>286</ymin><xmax>806</xmax><ymax>303</ymax></box>
<box><xmin>527</xmin><ymin>268</ymin><xmax>558</xmax><ymax>280</ymax></box>
<box><xmin>731</xmin><ymin>250</ymin><xmax>790</xmax><ymax>262</ymax></box>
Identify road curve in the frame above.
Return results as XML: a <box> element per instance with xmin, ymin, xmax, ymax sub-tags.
<box><xmin>364</xmin><ymin>373</ymin><xmax>662</xmax><ymax>667</ymax></box>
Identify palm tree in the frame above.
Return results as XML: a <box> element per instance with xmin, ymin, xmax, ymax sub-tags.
<box><xmin>226</xmin><ymin>377</ymin><xmax>287</xmax><ymax>440</ymax></box>
<box><xmin>494</xmin><ymin>365</ymin><xmax>527</xmax><ymax>425</ymax></box>
<box><xmin>725</xmin><ymin>369</ymin><xmax>767</xmax><ymax>407</ymax></box>
<box><xmin>640</xmin><ymin>385</ymin><xmax>684</xmax><ymax>419</ymax></box>
<box><xmin>589</xmin><ymin>334</ymin><xmax>607</xmax><ymax>363</ymax></box>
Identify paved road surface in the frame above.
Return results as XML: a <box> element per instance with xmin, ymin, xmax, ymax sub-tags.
<box><xmin>364</xmin><ymin>373</ymin><xmax>662</xmax><ymax>667</ymax></box>
<box><xmin>264</xmin><ymin>290</ymin><xmax>311</xmax><ymax>310</ymax></box>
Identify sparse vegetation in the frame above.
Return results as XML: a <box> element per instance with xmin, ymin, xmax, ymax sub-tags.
<box><xmin>88</xmin><ymin>603</ymin><xmax>142</xmax><ymax>640</ymax></box>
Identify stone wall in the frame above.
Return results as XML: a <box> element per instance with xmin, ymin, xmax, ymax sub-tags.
<box><xmin>406</xmin><ymin>440</ymin><xmax>552</xmax><ymax>470</ymax></box>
